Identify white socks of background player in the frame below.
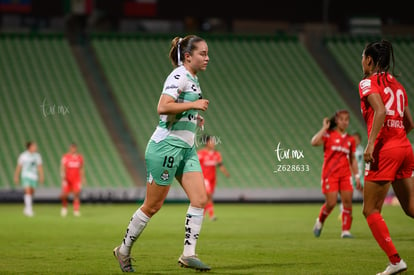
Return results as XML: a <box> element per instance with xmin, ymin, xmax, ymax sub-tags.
<box><xmin>183</xmin><ymin>205</ymin><xmax>204</xmax><ymax>257</ymax></box>
<box><xmin>24</xmin><ymin>194</ymin><xmax>32</xmax><ymax>212</ymax></box>
<box><xmin>119</xmin><ymin>208</ymin><xmax>150</xmax><ymax>255</ymax></box>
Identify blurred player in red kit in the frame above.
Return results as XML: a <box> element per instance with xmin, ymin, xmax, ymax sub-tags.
<box><xmin>197</xmin><ymin>135</ymin><xmax>230</xmax><ymax>220</ymax></box>
<box><xmin>60</xmin><ymin>143</ymin><xmax>84</xmax><ymax>217</ymax></box>
<box><xmin>311</xmin><ymin>110</ymin><xmax>360</xmax><ymax>238</ymax></box>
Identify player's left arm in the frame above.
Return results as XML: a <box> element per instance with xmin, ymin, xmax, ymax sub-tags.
<box><xmin>218</xmin><ymin>163</ymin><xmax>230</xmax><ymax>178</ymax></box>
<box><xmin>38</xmin><ymin>164</ymin><xmax>44</xmax><ymax>184</ymax></box>
<box><xmin>80</xmin><ymin>156</ymin><xmax>85</xmax><ymax>185</ymax></box>
<box><xmin>403</xmin><ymin>105</ymin><xmax>414</xmax><ymax>134</ymax></box>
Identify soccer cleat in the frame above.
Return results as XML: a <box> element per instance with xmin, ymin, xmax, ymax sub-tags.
<box><xmin>23</xmin><ymin>208</ymin><xmax>34</xmax><ymax>217</ymax></box>
<box><xmin>178</xmin><ymin>255</ymin><xmax>211</xmax><ymax>271</ymax></box>
<box><xmin>341</xmin><ymin>230</ymin><xmax>354</xmax><ymax>238</ymax></box>
<box><xmin>113</xmin><ymin>246</ymin><xmax>135</xmax><ymax>272</ymax></box>
<box><xmin>313</xmin><ymin>218</ymin><xmax>323</xmax><ymax>237</ymax></box>
<box><xmin>377</xmin><ymin>259</ymin><xmax>407</xmax><ymax>275</ymax></box>
<box><xmin>61</xmin><ymin>207</ymin><xmax>68</xmax><ymax>217</ymax></box>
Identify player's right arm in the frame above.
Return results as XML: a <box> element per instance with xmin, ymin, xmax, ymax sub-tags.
<box><xmin>60</xmin><ymin>157</ymin><xmax>66</xmax><ymax>182</ymax></box>
<box><xmin>364</xmin><ymin>93</ymin><xmax>386</xmax><ymax>163</ymax></box>
<box><xmin>157</xmin><ymin>94</ymin><xmax>209</xmax><ymax>115</ymax></box>
<box><xmin>311</xmin><ymin>118</ymin><xmax>330</xmax><ymax>146</ymax></box>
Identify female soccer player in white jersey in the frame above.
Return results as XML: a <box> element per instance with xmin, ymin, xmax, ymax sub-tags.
<box><xmin>113</xmin><ymin>35</ymin><xmax>211</xmax><ymax>272</ymax></box>
<box><xmin>14</xmin><ymin>141</ymin><xmax>44</xmax><ymax>217</ymax></box>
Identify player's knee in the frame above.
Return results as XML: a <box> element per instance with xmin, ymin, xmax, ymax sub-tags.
<box><xmin>326</xmin><ymin>201</ymin><xmax>337</xmax><ymax>210</ymax></box>
<box><xmin>141</xmin><ymin>204</ymin><xmax>162</xmax><ymax>217</ymax></box>
<box><xmin>362</xmin><ymin>207</ymin><xmax>377</xmax><ymax>218</ymax></box>
<box><xmin>191</xmin><ymin>194</ymin><xmax>208</xmax><ymax>209</ymax></box>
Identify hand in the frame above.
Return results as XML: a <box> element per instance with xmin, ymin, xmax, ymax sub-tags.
<box><xmin>364</xmin><ymin>143</ymin><xmax>375</xmax><ymax>163</ymax></box>
<box><xmin>322</xmin><ymin>117</ymin><xmax>330</xmax><ymax>130</ymax></box>
<box><xmin>355</xmin><ymin>177</ymin><xmax>363</xmax><ymax>191</ymax></box>
<box><xmin>193</xmin><ymin>99</ymin><xmax>209</xmax><ymax>111</ymax></box>
<box><xmin>197</xmin><ymin>115</ymin><xmax>205</xmax><ymax>129</ymax></box>
<box><xmin>14</xmin><ymin>176</ymin><xmax>19</xmax><ymax>185</ymax></box>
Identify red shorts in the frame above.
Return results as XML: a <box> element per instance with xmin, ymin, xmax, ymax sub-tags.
<box><xmin>365</xmin><ymin>146</ymin><xmax>414</xmax><ymax>181</ymax></box>
<box><xmin>204</xmin><ymin>178</ymin><xmax>216</xmax><ymax>195</ymax></box>
<box><xmin>321</xmin><ymin>175</ymin><xmax>353</xmax><ymax>194</ymax></box>
<box><xmin>62</xmin><ymin>178</ymin><xmax>82</xmax><ymax>193</ymax></box>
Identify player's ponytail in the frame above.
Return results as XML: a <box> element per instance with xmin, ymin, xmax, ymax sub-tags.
<box><xmin>169</xmin><ymin>37</ymin><xmax>182</xmax><ymax>68</ymax></box>
<box><xmin>363</xmin><ymin>39</ymin><xmax>399</xmax><ymax>84</ymax></box>
<box><xmin>168</xmin><ymin>35</ymin><xmax>205</xmax><ymax>68</ymax></box>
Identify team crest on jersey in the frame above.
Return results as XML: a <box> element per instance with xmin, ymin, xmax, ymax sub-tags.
<box><xmin>161</xmin><ymin>170</ymin><xmax>169</xmax><ymax>181</ymax></box>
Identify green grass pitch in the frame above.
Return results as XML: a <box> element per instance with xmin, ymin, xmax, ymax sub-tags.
<box><xmin>0</xmin><ymin>202</ymin><xmax>412</xmax><ymax>274</ymax></box>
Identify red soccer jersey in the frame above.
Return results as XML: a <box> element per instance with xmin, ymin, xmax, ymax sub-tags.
<box><xmin>62</xmin><ymin>153</ymin><xmax>83</xmax><ymax>181</ymax></box>
<box><xmin>359</xmin><ymin>72</ymin><xmax>411</xmax><ymax>150</ymax></box>
<box><xmin>197</xmin><ymin>149</ymin><xmax>222</xmax><ymax>181</ymax></box>
<box><xmin>322</xmin><ymin>130</ymin><xmax>355</xmax><ymax>178</ymax></box>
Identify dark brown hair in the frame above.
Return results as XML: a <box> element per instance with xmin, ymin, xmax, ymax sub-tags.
<box><xmin>329</xmin><ymin>109</ymin><xmax>349</xmax><ymax>130</ymax></box>
<box><xmin>169</xmin><ymin>35</ymin><xmax>205</xmax><ymax>67</ymax></box>
<box><xmin>363</xmin><ymin>39</ymin><xmax>398</xmax><ymax>84</ymax></box>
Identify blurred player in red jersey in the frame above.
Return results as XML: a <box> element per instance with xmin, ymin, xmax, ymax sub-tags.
<box><xmin>311</xmin><ymin>110</ymin><xmax>360</xmax><ymax>238</ymax></box>
<box><xmin>197</xmin><ymin>135</ymin><xmax>230</xmax><ymax>221</ymax></box>
<box><xmin>359</xmin><ymin>40</ymin><xmax>414</xmax><ymax>275</ymax></box>
<box><xmin>60</xmin><ymin>143</ymin><xmax>84</xmax><ymax>217</ymax></box>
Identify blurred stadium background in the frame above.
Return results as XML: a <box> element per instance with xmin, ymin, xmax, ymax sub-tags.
<box><xmin>1</xmin><ymin>0</ymin><xmax>413</xmax><ymax>203</ymax></box>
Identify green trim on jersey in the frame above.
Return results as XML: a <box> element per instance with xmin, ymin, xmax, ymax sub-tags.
<box><xmin>178</xmin><ymin>91</ymin><xmax>200</xmax><ymax>102</ymax></box>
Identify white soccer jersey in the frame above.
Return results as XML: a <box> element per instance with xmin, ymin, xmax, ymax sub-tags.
<box><xmin>355</xmin><ymin>144</ymin><xmax>364</xmax><ymax>179</ymax></box>
<box><xmin>150</xmin><ymin>66</ymin><xmax>203</xmax><ymax>147</ymax></box>
<box><xmin>17</xmin><ymin>150</ymin><xmax>42</xmax><ymax>180</ymax></box>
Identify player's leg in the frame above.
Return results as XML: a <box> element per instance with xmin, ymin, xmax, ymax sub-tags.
<box><xmin>177</xmin><ymin>170</ymin><xmax>210</xmax><ymax>270</ymax></box>
<box><xmin>205</xmin><ymin>192</ymin><xmax>215</xmax><ymax>220</ymax></box>
<box><xmin>114</xmin><ymin>140</ymin><xmax>176</xmax><ymax>272</ymax></box>
<box><xmin>114</xmin><ymin>181</ymin><xmax>170</xmax><ymax>272</ymax></box>
<box><xmin>22</xmin><ymin>178</ymin><xmax>36</xmax><ymax>217</ymax></box>
<box><xmin>392</xmin><ymin>148</ymin><xmax>414</xmax><ymax>218</ymax></box>
<box><xmin>392</xmin><ymin>177</ymin><xmax>414</xmax><ymax>218</ymax></box>
<box><xmin>176</xmin><ymin>146</ymin><xmax>210</xmax><ymax>271</ymax></box>
<box><xmin>314</xmin><ymin>177</ymin><xmax>338</xmax><ymax>237</ymax></box>
<box><xmin>208</xmin><ymin>179</ymin><xmax>217</xmax><ymax>220</ymax></box>
<box><xmin>313</xmin><ymin>191</ymin><xmax>337</xmax><ymax>237</ymax></box>
<box><xmin>363</xmin><ymin>180</ymin><xmax>406</xmax><ymax>272</ymax></box>
<box><xmin>60</xmin><ymin>180</ymin><xmax>70</xmax><ymax>217</ymax></box>
<box><xmin>72</xmin><ymin>181</ymin><xmax>82</xmax><ymax>216</ymax></box>
<box><xmin>203</xmin><ymin>179</ymin><xmax>215</xmax><ymax>220</ymax></box>
<box><xmin>339</xmin><ymin>190</ymin><xmax>353</xmax><ymax>238</ymax></box>
<box><xmin>339</xmin><ymin>176</ymin><xmax>354</xmax><ymax>238</ymax></box>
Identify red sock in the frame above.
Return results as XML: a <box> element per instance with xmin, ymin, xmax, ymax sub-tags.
<box><xmin>204</xmin><ymin>202</ymin><xmax>214</xmax><ymax>218</ymax></box>
<box><xmin>342</xmin><ymin>207</ymin><xmax>352</xmax><ymax>231</ymax></box>
<box><xmin>208</xmin><ymin>202</ymin><xmax>215</xmax><ymax>218</ymax></box>
<box><xmin>318</xmin><ymin>203</ymin><xmax>332</xmax><ymax>223</ymax></box>
<box><xmin>62</xmin><ymin>197</ymin><xmax>68</xmax><ymax>208</ymax></box>
<box><xmin>366</xmin><ymin>213</ymin><xmax>400</xmax><ymax>264</ymax></box>
<box><xmin>73</xmin><ymin>198</ymin><xmax>80</xmax><ymax>212</ymax></box>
